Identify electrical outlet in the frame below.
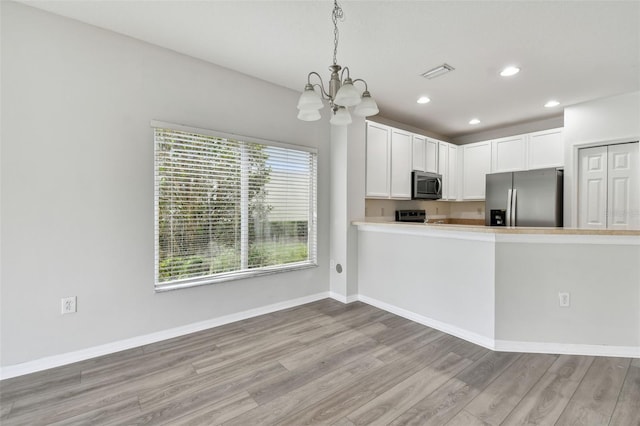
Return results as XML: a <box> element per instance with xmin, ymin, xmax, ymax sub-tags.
<box><xmin>558</xmin><ymin>292</ymin><xmax>570</xmax><ymax>307</ymax></box>
<box><xmin>61</xmin><ymin>296</ymin><xmax>77</xmax><ymax>314</ymax></box>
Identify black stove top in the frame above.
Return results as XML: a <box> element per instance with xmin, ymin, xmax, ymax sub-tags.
<box><xmin>395</xmin><ymin>210</ymin><xmax>426</xmax><ymax>223</ymax></box>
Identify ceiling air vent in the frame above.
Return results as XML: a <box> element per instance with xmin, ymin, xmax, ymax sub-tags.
<box><xmin>421</xmin><ymin>63</ymin><xmax>455</xmax><ymax>79</ymax></box>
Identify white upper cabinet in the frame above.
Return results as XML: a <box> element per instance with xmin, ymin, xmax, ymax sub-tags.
<box><xmin>447</xmin><ymin>144</ymin><xmax>458</xmax><ymax>200</ymax></box>
<box><xmin>365</xmin><ymin>121</ymin><xmax>412</xmax><ymax>200</ymax></box>
<box><xmin>528</xmin><ymin>128</ymin><xmax>564</xmax><ymax>169</ymax></box>
<box><xmin>491</xmin><ymin>128</ymin><xmax>565</xmax><ymax>173</ymax></box>
<box><xmin>365</xmin><ymin>122</ymin><xmax>391</xmax><ymax>198</ymax></box>
<box><xmin>411</xmin><ymin>135</ymin><xmax>426</xmax><ymax>172</ymax></box>
<box><xmin>425</xmin><ymin>138</ymin><xmax>439</xmax><ymax>173</ymax></box>
<box><xmin>438</xmin><ymin>141</ymin><xmax>458</xmax><ymax>200</ymax></box>
<box><xmin>492</xmin><ymin>135</ymin><xmax>527</xmax><ymax>173</ymax></box>
<box><xmin>390</xmin><ymin>130</ymin><xmax>413</xmax><ymax>199</ymax></box>
<box><xmin>461</xmin><ymin>141</ymin><xmax>492</xmax><ymax>200</ymax></box>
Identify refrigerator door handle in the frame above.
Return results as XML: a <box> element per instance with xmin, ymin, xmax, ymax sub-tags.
<box><xmin>506</xmin><ymin>189</ymin><xmax>513</xmax><ymax>226</ymax></box>
<box><xmin>512</xmin><ymin>188</ymin><xmax>517</xmax><ymax>226</ymax></box>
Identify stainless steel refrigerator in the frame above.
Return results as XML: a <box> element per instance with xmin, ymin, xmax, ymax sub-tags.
<box><xmin>485</xmin><ymin>168</ymin><xmax>563</xmax><ymax>227</ymax></box>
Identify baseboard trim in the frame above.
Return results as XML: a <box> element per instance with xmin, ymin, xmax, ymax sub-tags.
<box><xmin>494</xmin><ymin>340</ymin><xmax>640</xmax><ymax>358</ymax></box>
<box><xmin>0</xmin><ymin>292</ymin><xmax>330</xmax><ymax>380</ymax></box>
<box><xmin>357</xmin><ymin>295</ymin><xmax>640</xmax><ymax>358</ymax></box>
<box><xmin>357</xmin><ymin>295</ymin><xmax>496</xmax><ymax>351</ymax></box>
<box><xmin>329</xmin><ymin>292</ymin><xmax>359</xmax><ymax>304</ymax></box>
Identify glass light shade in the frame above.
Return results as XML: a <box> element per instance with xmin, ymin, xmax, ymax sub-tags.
<box><xmin>297</xmin><ymin>109</ymin><xmax>321</xmax><ymax>122</ymax></box>
<box><xmin>354</xmin><ymin>91</ymin><xmax>379</xmax><ymax>117</ymax></box>
<box><xmin>297</xmin><ymin>85</ymin><xmax>324</xmax><ymax>110</ymax></box>
<box><xmin>333</xmin><ymin>79</ymin><xmax>362</xmax><ymax>107</ymax></box>
<box><xmin>330</xmin><ymin>107</ymin><xmax>352</xmax><ymax>126</ymax></box>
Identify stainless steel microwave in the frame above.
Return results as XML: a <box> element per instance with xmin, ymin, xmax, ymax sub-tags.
<box><xmin>412</xmin><ymin>171</ymin><xmax>442</xmax><ymax>200</ymax></box>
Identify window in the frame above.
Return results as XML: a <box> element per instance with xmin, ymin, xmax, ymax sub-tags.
<box><xmin>153</xmin><ymin>121</ymin><xmax>317</xmax><ymax>291</ymax></box>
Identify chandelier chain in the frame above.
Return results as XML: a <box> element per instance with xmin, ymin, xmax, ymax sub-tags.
<box><xmin>332</xmin><ymin>0</ymin><xmax>343</xmax><ymax>65</ymax></box>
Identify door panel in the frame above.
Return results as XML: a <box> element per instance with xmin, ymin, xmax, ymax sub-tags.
<box><xmin>607</xmin><ymin>142</ymin><xmax>639</xmax><ymax>229</ymax></box>
<box><xmin>578</xmin><ymin>146</ymin><xmax>607</xmax><ymax>229</ymax></box>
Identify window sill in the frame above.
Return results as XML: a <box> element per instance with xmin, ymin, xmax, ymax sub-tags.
<box><xmin>155</xmin><ymin>261</ymin><xmax>318</xmax><ymax>292</ymax></box>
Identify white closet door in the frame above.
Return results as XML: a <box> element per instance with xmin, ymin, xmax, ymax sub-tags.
<box><xmin>578</xmin><ymin>146</ymin><xmax>608</xmax><ymax>229</ymax></box>
<box><xmin>607</xmin><ymin>142</ymin><xmax>639</xmax><ymax>230</ymax></box>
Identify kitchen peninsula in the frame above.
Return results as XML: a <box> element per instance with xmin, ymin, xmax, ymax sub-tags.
<box><xmin>354</xmin><ymin>220</ymin><xmax>640</xmax><ymax>357</ymax></box>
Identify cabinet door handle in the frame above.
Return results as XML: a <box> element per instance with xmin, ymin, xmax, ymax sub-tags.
<box><xmin>511</xmin><ymin>189</ymin><xmax>517</xmax><ymax>226</ymax></box>
<box><xmin>506</xmin><ymin>189</ymin><xmax>513</xmax><ymax>226</ymax></box>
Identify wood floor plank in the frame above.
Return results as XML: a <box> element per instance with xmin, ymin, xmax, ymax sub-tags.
<box><xmin>248</xmin><ymin>338</ymin><xmax>380</xmax><ymax>405</ymax></box>
<box><xmin>0</xmin><ymin>366</ymin><xmax>82</xmax><ymax>402</ymax></box>
<box><xmin>168</xmin><ymin>391</ymin><xmax>258</xmax><ymax>426</ymax></box>
<box><xmin>465</xmin><ymin>353</ymin><xmax>558</xmax><ymax>425</ymax></box>
<box><xmin>332</xmin><ymin>418</ymin><xmax>356</xmax><ymax>426</ymax></box>
<box><xmin>6</xmin><ymin>364</ymin><xmax>195</xmax><ymax>424</ymax></box>
<box><xmin>192</xmin><ymin>335</ymin><xmax>306</xmax><ymax>375</ymax></box>
<box><xmin>135</xmin><ymin>362</ymin><xmax>288</xmax><ymax>424</ymax></box>
<box><xmin>278</xmin><ymin>328</ymin><xmax>375</xmax><ymax>371</ymax></box>
<box><xmin>609</xmin><ymin>364</ymin><xmax>640</xmax><ymax>426</ymax></box>
<box><xmin>346</xmin><ymin>352</ymin><xmax>473</xmax><ymax>425</ymax></box>
<box><xmin>445</xmin><ymin>410</ymin><xmax>492</xmax><ymax>426</ymax></box>
<box><xmin>48</xmin><ymin>397</ymin><xmax>142</xmax><ymax>426</ymax></box>
<box><xmin>137</xmin><ymin>361</ymin><xmax>286</xmax><ymax>411</ymax></box>
<box><xmin>0</xmin><ymin>400</ymin><xmax>13</xmax><ymax>419</ymax></box>
<box><xmin>501</xmin><ymin>354</ymin><xmax>594</xmax><ymax>426</ymax></box>
<box><xmin>387</xmin><ymin>351</ymin><xmax>519</xmax><ymax>426</ymax></box>
<box><xmin>223</xmin><ymin>356</ymin><xmax>384</xmax><ymax>426</ymax></box>
<box><xmin>555</xmin><ymin>356</ymin><xmax>630</xmax><ymax>425</ymax></box>
<box><xmin>278</xmin><ymin>338</ymin><xmax>478</xmax><ymax>425</ymax></box>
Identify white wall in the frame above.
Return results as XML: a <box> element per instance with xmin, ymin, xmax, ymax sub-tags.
<box><xmin>452</xmin><ymin>116</ymin><xmax>564</xmax><ymax>145</ymax></box>
<box><xmin>563</xmin><ymin>91</ymin><xmax>640</xmax><ymax>227</ymax></box>
<box><xmin>0</xmin><ymin>2</ymin><xmax>330</xmax><ymax>368</ymax></box>
<box><xmin>328</xmin><ymin>117</ymin><xmax>366</xmax><ymax>301</ymax></box>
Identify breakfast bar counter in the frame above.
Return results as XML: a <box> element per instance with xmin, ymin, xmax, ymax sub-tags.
<box><xmin>353</xmin><ymin>219</ymin><xmax>640</xmax><ymax>357</ymax></box>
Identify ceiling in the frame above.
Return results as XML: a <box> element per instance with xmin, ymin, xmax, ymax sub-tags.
<box><xmin>16</xmin><ymin>0</ymin><xmax>640</xmax><ymax>139</ymax></box>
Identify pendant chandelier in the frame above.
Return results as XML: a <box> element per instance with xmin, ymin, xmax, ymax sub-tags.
<box><xmin>296</xmin><ymin>0</ymin><xmax>379</xmax><ymax>126</ymax></box>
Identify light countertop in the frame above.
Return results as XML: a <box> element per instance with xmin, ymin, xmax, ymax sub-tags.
<box><xmin>352</xmin><ymin>219</ymin><xmax>640</xmax><ymax>236</ymax></box>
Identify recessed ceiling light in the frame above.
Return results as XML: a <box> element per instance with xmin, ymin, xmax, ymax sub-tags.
<box><xmin>417</xmin><ymin>96</ymin><xmax>431</xmax><ymax>104</ymax></box>
<box><xmin>469</xmin><ymin>118</ymin><xmax>481</xmax><ymax>125</ymax></box>
<box><xmin>500</xmin><ymin>66</ymin><xmax>520</xmax><ymax>77</ymax></box>
<box><xmin>544</xmin><ymin>100</ymin><xmax>560</xmax><ymax>108</ymax></box>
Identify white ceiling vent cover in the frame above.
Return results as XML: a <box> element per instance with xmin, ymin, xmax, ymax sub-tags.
<box><xmin>421</xmin><ymin>64</ymin><xmax>455</xmax><ymax>79</ymax></box>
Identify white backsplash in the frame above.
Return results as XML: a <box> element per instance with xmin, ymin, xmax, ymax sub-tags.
<box><xmin>364</xmin><ymin>199</ymin><xmax>484</xmax><ymax>221</ymax></box>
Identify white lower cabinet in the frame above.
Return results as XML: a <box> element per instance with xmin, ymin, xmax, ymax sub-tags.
<box><xmin>578</xmin><ymin>142</ymin><xmax>639</xmax><ymax>229</ymax></box>
<box><xmin>461</xmin><ymin>141</ymin><xmax>492</xmax><ymax>200</ymax></box>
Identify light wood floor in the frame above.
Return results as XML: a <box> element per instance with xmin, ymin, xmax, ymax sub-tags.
<box><xmin>1</xmin><ymin>299</ymin><xmax>638</xmax><ymax>425</ymax></box>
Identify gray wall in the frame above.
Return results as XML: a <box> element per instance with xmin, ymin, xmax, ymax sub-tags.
<box><xmin>495</xmin><ymin>241</ymin><xmax>640</xmax><ymax>346</ymax></box>
<box><xmin>1</xmin><ymin>2</ymin><xmax>330</xmax><ymax>367</ymax></box>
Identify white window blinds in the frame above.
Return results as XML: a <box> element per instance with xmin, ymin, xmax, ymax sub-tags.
<box><xmin>154</xmin><ymin>124</ymin><xmax>317</xmax><ymax>291</ymax></box>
